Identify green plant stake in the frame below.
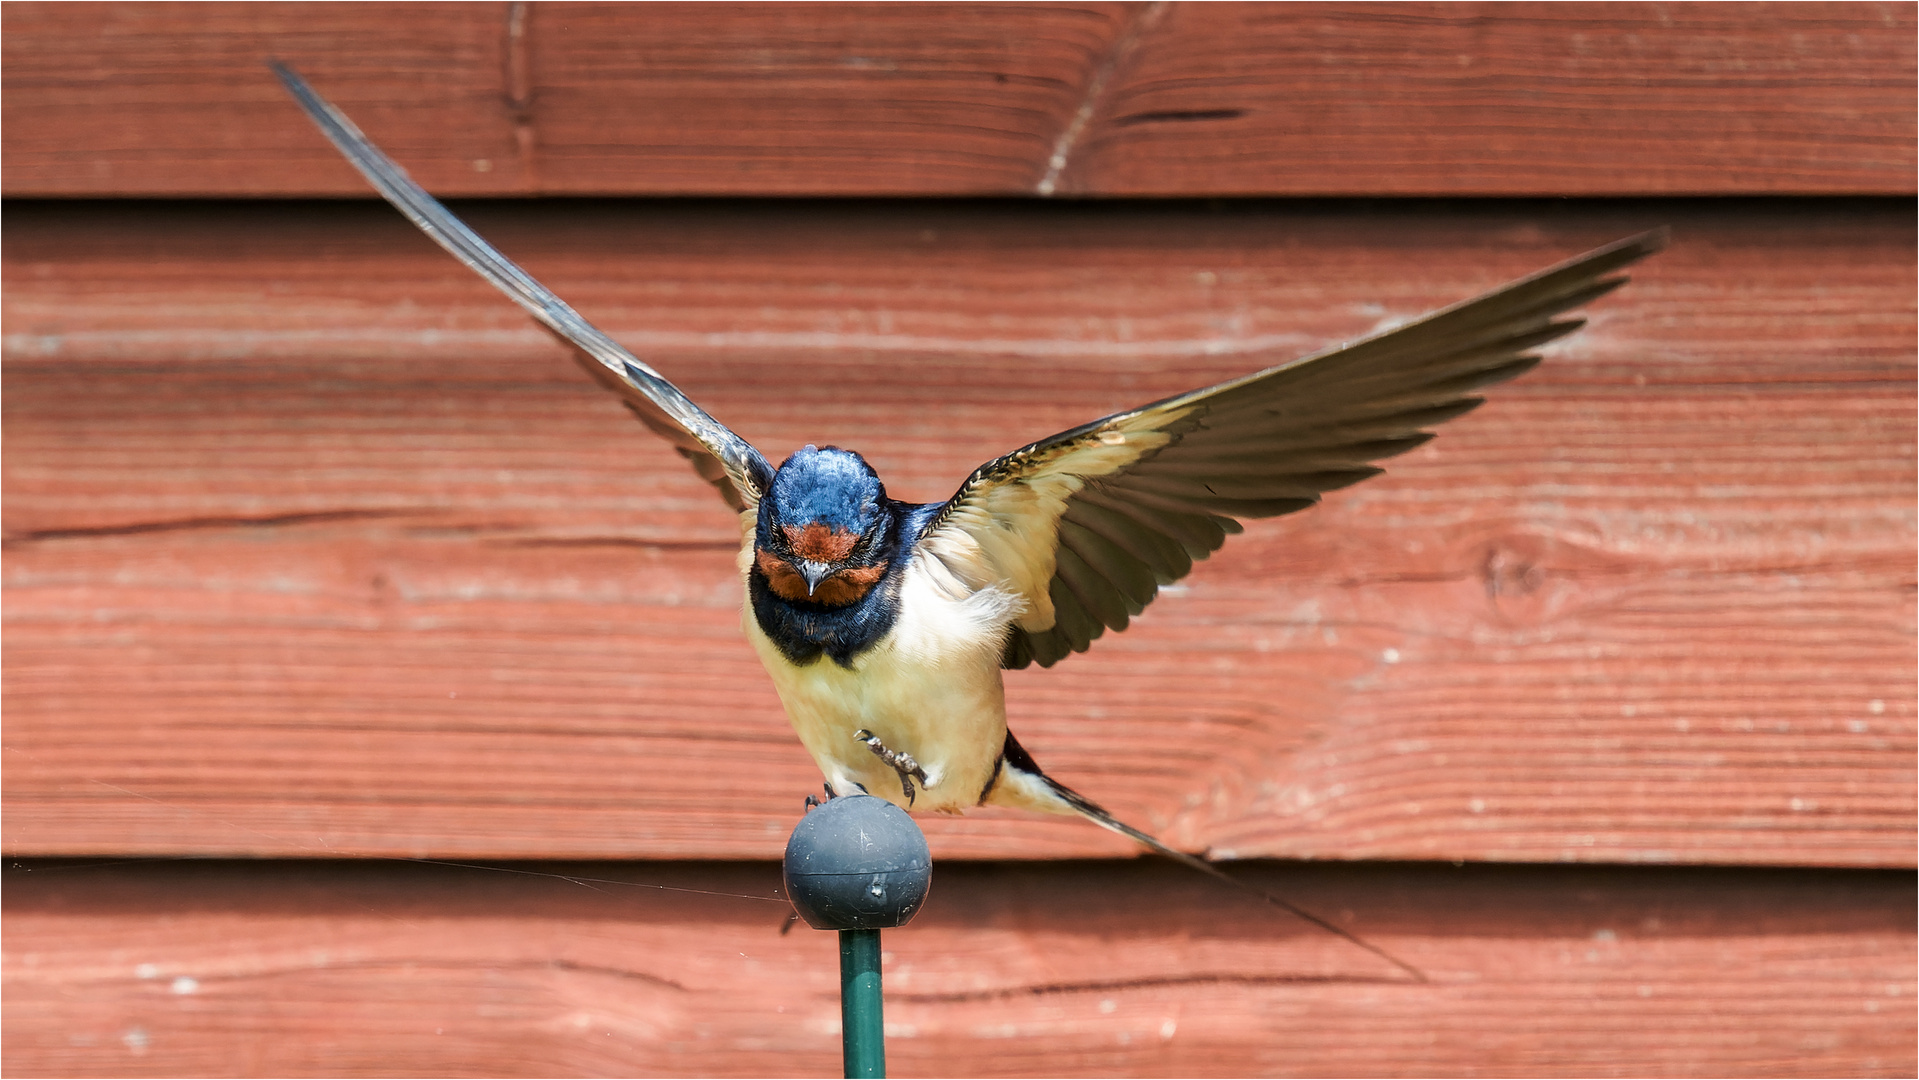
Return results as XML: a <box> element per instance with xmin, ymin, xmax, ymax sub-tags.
<box><xmin>840</xmin><ymin>928</ymin><xmax>886</xmax><ymax>1077</ymax></box>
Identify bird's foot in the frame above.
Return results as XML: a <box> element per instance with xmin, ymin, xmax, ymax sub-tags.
<box><xmin>852</xmin><ymin>728</ymin><xmax>930</xmax><ymax>808</ymax></box>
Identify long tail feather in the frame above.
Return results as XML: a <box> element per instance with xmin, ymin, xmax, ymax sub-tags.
<box><xmin>1037</xmin><ymin>771</ymin><xmax>1429</xmax><ymax>983</ymax></box>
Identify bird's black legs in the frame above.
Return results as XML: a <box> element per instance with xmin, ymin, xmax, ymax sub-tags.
<box><xmin>853</xmin><ymin>729</ymin><xmax>929</xmax><ymax>807</ymax></box>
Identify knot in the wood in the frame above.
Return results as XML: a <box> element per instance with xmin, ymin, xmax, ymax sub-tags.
<box><xmin>1481</xmin><ymin>543</ymin><xmax>1547</xmax><ymax>600</ymax></box>
<box><xmin>783</xmin><ymin>794</ymin><xmax>932</xmax><ymax>930</ymax></box>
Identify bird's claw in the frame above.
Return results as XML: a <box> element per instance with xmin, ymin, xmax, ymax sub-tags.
<box><xmin>805</xmin><ymin>782</ymin><xmax>838</xmax><ymax>812</ymax></box>
<box><xmin>852</xmin><ymin>728</ymin><xmax>929</xmax><ymax>807</ymax></box>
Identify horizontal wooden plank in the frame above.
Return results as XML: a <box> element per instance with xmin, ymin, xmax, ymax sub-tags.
<box><xmin>4</xmin><ymin>859</ymin><xmax>1913</xmax><ymax>1077</ymax></box>
<box><xmin>1065</xmin><ymin>1</ymin><xmax>1919</xmax><ymax>197</ymax></box>
<box><xmin>3</xmin><ymin>201</ymin><xmax>1913</xmax><ymax>866</ymax></box>
<box><xmin>2</xmin><ymin>2</ymin><xmax>1911</xmax><ymax>197</ymax></box>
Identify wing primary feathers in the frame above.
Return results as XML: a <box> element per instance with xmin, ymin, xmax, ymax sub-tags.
<box><xmin>1124</xmin><ymin>465</ymin><xmax>1384</xmax><ymax>496</ymax></box>
<box><xmin>1075</xmin><ymin>487</ymin><xmax>1239</xmax><ymax>557</ymax></box>
<box><xmin>1117</xmin><ymin>486</ymin><xmax>1322</xmax><ymax>520</ymax></box>
<box><xmin>926</xmin><ymin>230</ymin><xmax>1662</xmax><ymax>668</ymax></box>
<box><xmin>272</xmin><ymin>61</ymin><xmax>770</xmax><ymax>510</ymax></box>
<box><xmin>1390</xmin><ymin>356</ymin><xmax>1545</xmax><ymax>405</ymax></box>
<box><xmin>1082</xmin><ymin>483</ymin><xmax>1247</xmax><ymax>521</ymax></box>
<box><xmin>1192</xmin><ymin>321</ymin><xmax>1584</xmax><ymax>427</ymax></box>
<box><xmin>1143</xmin><ymin>433</ymin><xmax>1434</xmax><ymax>469</ymax></box>
<box><xmin>1117</xmin><ymin>471</ymin><xmax>1326</xmax><ymax>504</ymax></box>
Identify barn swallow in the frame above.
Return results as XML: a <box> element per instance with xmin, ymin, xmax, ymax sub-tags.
<box><xmin>278</xmin><ymin>65</ymin><xmax>1662</xmax><ymax>974</ymax></box>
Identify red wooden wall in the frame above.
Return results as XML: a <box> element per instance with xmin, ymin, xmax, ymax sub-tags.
<box><xmin>4</xmin><ymin>4</ymin><xmax>1914</xmax><ymax>1076</ymax></box>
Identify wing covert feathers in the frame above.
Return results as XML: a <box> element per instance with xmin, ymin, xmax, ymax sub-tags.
<box><xmin>274</xmin><ymin>63</ymin><xmax>770</xmax><ymax>511</ymax></box>
<box><xmin>920</xmin><ymin>230</ymin><xmax>1667</xmax><ymax>669</ymax></box>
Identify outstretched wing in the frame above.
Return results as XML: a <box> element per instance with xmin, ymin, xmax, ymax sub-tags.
<box><xmin>274</xmin><ymin>63</ymin><xmax>772</xmax><ymax>512</ymax></box>
<box><xmin>914</xmin><ymin>231</ymin><xmax>1667</xmax><ymax>669</ymax></box>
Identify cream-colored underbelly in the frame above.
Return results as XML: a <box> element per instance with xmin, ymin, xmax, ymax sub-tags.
<box><xmin>741</xmin><ymin>551</ymin><xmax>1020</xmax><ymax>814</ymax></box>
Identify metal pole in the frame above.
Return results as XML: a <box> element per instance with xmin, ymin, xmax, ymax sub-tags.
<box><xmin>839</xmin><ymin>927</ymin><xmax>885</xmax><ymax>1078</ymax></box>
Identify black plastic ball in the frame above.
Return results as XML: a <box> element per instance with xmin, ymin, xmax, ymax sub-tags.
<box><xmin>782</xmin><ymin>794</ymin><xmax>933</xmax><ymax>930</ymax></box>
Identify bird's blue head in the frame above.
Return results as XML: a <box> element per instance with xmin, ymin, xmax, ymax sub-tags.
<box><xmin>754</xmin><ymin>446</ymin><xmax>891</xmax><ymax>606</ymax></box>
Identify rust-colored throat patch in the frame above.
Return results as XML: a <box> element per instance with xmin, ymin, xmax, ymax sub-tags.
<box><xmin>758</xmin><ymin>524</ymin><xmax>884</xmax><ymax>606</ymax></box>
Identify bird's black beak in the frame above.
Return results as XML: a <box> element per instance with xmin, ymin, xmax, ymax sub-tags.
<box><xmin>799</xmin><ymin>561</ymin><xmax>833</xmax><ymax>596</ymax></box>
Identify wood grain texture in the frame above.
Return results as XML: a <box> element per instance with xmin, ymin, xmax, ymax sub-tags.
<box><xmin>1058</xmin><ymin>1</ymin><xmax>1919</xmax><ymax>197</ymax></box>
<box><xmin>3</xmin><ymin>2</ymin><xmax>1912</xmax><ymax>198</ymax></box>
<box><xmin>4</xmin><ymin>200</ymin><xmax>1913</xmax><ymax>865</ymax></box>
<box><xmin>4</xmin><ymin>859</ymin><xmax>1913</xmax><ymax>1078</ymax></box>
